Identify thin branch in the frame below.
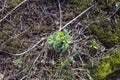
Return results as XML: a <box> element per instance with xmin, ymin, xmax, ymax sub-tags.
<box><xmin>0</xmin><ymin>0</ymin><xmax>8</xmax><ymax>12</ymax></box>
<box><xmin>57</xmin><ymin>0</ymin><xmax>62</xmax><ymax>31</ymax></box>
<box><xmin>0</xmin><ymin>37</ymin><xmax>46</xmax><ymax>56</ymax></box>
<box><xmin>61</xmin><ymin>4</ymin><xmax>96</xmax><ymax>30</ymax></box>
<box><xmin>108</xmin><ymin>9</ymin><xmax>118</xmax><ymax>18</ymax></box>
<box><xmin>12</xmin><ymin>37</ymin><xmax>46</xmax><ymax>56</ymax></box>
<box><xmin>26</xmin><ymin>48</ymin><xmax>45</xmax><ymax>79</ymax></box>
<box><xmin>0</xmin><ymin>27</ymin><xmax>30</xmax><ymax>47</ymax></box>
<box><xmin>0</xmin><ymin>0</ymin><xmax>28</xmax><ymax>23</ymax></box>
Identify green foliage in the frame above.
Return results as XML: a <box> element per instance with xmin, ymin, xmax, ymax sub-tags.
<box><xmin>91</xmin><ymin>48</ymin><xmax>120</xmax><ymax>80</ymax></box>
<box><xmin>56</xmin><ymin>56</ymin><xmax>75</xmax><ymax>69</ymax></box>
<box><xmin>115</xmin><ymin>2</ymin><xmax>120</xmax><ymax>10</ymax></box>
<box><xmin>87</xmin><ymin>70</ymin><xmax>94</xmax><ymax>80</ymax></box>
<box><xmin>13</xmin><ymin>58</ymin><xmax>22</xmax><ymax>68</ymax></box>
<box><xmin>90</xmin><ymin>39</ymin><xmax>99</xmax><ymax>50</ymax></box>
<box><xmin>49</xmin><ymin>55</ymin><xmax>75</xmax><ymax>80</ymax></box>
<box><xmin>96</xmin><ymin>0</ymin><xmax>116</xmax><ymax>10</ymax></box>
<box><xmin>89</xmin><ymin>20</ymin><xmax>120</xmax><ymax>48</ymax></box>
<box><xmin>92</xmin><ymin>61</ymin><xmax>112</xmax><ymax>80</ymax></box>
<box><xmin>47</xmin><ymin>29</ymin><xmax>72</xmax><ymax>52</ymax></box>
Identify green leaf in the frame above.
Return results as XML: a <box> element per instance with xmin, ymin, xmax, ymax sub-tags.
<box><xmin>47</xmin><ymin>29</ymin><xmax>72</xmax><ymax>52</ymax></box>
<box><xmin>115</xmin><ymin>2</ymin><xmax>120</xmax><ymax>10</ymax></box>
<box><xmin>13</xmin><ymin>58</ymin><xmax>22</xmax><ymax>68</ymax></box>
<box><xmin>90</xmin><ymin>39</ymin><xmax>99</xmax><ymax>50</ymax></box>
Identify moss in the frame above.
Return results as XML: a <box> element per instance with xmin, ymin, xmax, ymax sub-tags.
<box><xmin>68</xmin><ymin>0</ymin><xmax>90</xmax><ymax>12</ymax></box>
<box><xmin>7</xmin><ymin>0</ymin><xmax>23</xmax><ymax>9</ymax></box>
<box><xmin>31</xmin><ymin>26</ymin><xmax>52</xmax><ymax>34</ymax></box>
<box><xmin>105</xmin><ymin>69</ymin><xmax>120</xmax><ymax>80</ymax></box>
<box><xmin>92</xmin><ymin>62</ymin><xmax>112</xmax><ymax>80</ymax></box>
<box><xmin>68</xmin><ymin>0</ymin><xmax>115</xmax><ymax>12</ymax></box>
<box><xmin>0</xmin><ymin>23</ymin><xmax>13</xmax><ymax>44</ymax></box>
<box><xmin>0</xmin><ymin>32</ymin><xmax>8</xmax><ymax>39</ymax></box>
<box><xmin>94</xmin><ymin>0</ymin><xmax>116</xmax><ymax>10</ymax></box>
<box><xmin>89</xmin><ymin>19</ymin><xmax>120</xmax><ymax>48</ymax></box>
<box><xmin>91</xmin><ymin>48</ymin><xmax>120</xmax><ymax>80</ymax></box>
<box><xmin>0</xmin><ymin>32</ymin><xmax>9</xmax><ymax>45</ymax></box>
<box><xmin>2</xmin><ymin>38</ymin><xmax>21</xmax><ymax>53</ymax></box>
<box><xmin>62</xmin><ymin>12</ymin><xmax>75</xmax><ymax>21</ymax></box>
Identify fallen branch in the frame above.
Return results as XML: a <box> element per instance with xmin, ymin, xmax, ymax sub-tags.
<box><xmin>13</xmin><ymin>37</ymin><xmax>46</xmax><ymax>56</ymax></box>
<box><xmin>26</xmin><ymin>47</ymin><xmax>45</xmax><ymax>79</ymax></box>
<box><xmin>61</xmin><ymin>4</ymin><xmax>96</xmax><ymax>30</ymax></box>
<box><xmin>57</xmin><ymin>0</ymin><xmax>62</xmax><ymax>31</ymax></box>
<box><xmin>0</xmin><ymin>27</ymin><xmax>30</xmax><ymax>47</ymax></box>
<box><xmin>0</xmin><ymin>37</ymin><xmax>46</xmax><ymax>56</ymax></box>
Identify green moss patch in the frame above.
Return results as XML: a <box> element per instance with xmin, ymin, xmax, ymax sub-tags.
<box><xmin>7</xmin><ymin>0</ymin><xmax>23</xmax><ymax>9</ymax></box>
<box><xmin>89</xmin><ymin>19</ymin><xmax>120</xmax><ymax>48</ymax></box>
<box><xmin>91</xmin><ymin>48</ymin><xmax>120</xmax><ymax>80</ymax></box>
<box><xmin>2</xmin><ymin>38</ymin><xmax>21</xmax><ymax>53</ymax></box>
<box><xmin>68</xmin><ymin>0</ymin><xmax>90</xmax><ymax>12</ymax></box>
<box><xmin>96</xmin><ymin>0</ymin><xmax>116</xmax><ymax>10</ymax></box>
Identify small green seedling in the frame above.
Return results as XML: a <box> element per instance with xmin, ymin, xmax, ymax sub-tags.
<box><xmin>47</xmin><ymin>29</ymin><xmax>72</xmax><ymax>52</ymax></box>
<box><xmin>13</xmin><ymin>58</ymin><xmax>22</xmax><ymax>68</ymax></box>
<box><xmin>115</xmin><ymin>2</ymin><xmax>120</xmax><ymax>10</ymax></box>
<box><xmin>90</xmin><ymin>39</ymin><xmax>99</xmax><ymax>50</ymax></box>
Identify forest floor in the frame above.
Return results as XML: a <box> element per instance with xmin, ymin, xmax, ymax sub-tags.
<box><xmin>0</xmin><ymin>0</ymin><xmax>120</xmax><ymax>80</ymax></box>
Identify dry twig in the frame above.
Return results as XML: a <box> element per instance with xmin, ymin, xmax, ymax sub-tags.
<box><xmin>26</xmin><ymin>47</ymin><xmax>46</xmax><ymax>79</ymax></box>
<box><xmin>0</xmin><ymin>37</ymin><xmax>46</xmax><ymax>56</ymax></box>
<box><xmin>13</xmin><ymin>37</ymin><xmax>46</xmax><ymax>56</ymax></box>
<box><xmin>58</xmin><ymin>0</ymin><xmax>62</xmax><ymax>31</ymax></box>
<box><xmin>61</xmin><ymin>4</ymin><xmax>96</xmax><ymax>30</ymax></box>
<box><xmin>0</xmin><ymin>0</ymin><xmax>28</xmax><ymax>23</ymax></box>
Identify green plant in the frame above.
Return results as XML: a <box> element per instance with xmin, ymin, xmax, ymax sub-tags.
<box><xmin>90</xmin><ymin>39</ymin><xmax>99</xmax><ymax>50</ymax></box>
<box><xmin>56</xmin><ymin>56</ymin><xmax>75</xmax><ymax>69</ymax></box>
<box><xmin>87</xmin><ymin>70</ymin><xmax>94</xmax><ymax>80</ymax></box>
<box><xmin>49</xmin><ymin>55</ymin><xmax>75</xmax><ymax>80</ymax></box>
<box><xmin>47</xmin><ymin>29</ymin><xmax>72</xmax><ymax>52</ymax></box>
<box><xmin>115</xmin><ymin>2</ymin><xmax>120</xmax><ymax>10</ymax></box>
<box><xmin>13</xmin><ymin>58</ymin><xmax>22</xmax><ymax>68</ymax></box>
<box><xmin>68</xmin><ymin>0</ymin><xmax>89</xmax><ymax>12</ymax></box>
